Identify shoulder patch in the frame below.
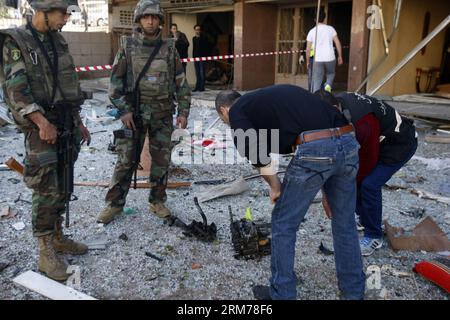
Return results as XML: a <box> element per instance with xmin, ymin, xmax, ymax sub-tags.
<box><xmin>11</xmin><ymin>48</ymin><xmax>21</xmax><ymax>61</ymax></box>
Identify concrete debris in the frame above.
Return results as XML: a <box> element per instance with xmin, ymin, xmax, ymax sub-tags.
<box><xmin>13</xmin><ymin>270</ymin><xmax>96</xmax><ymax>300</ymax></box>
<box><xmin>393</xmin><ymin>94</ymin><xmax>450</xmax><ymax>105</ymax></box>
<box><xmin>381</xmin><ymin>265</ymin><xmax>412</xmax><ymax>277</ymax></box>
<box><xmin>436</xmin><ymin>251</ymin><xmax>450</xmax><ymax>257</ymax></box>
<box><xmin>379</xmin><ymin>288</ymin><xmax>389</xmax><ymax>299</ymax></box>
<box><xmin>425</xmin><ymin>134</ymin><xmax>450</xmax><ymax>144</ymax></box>
<box><xmin>384</xmin><ymin>182</ymin><xmax>450</xmax><ymax>205</ymax></box>
<box><xmin>85</xmin><ymin>238</ymin><xmax>108</xmax><ymax>250</ymax></box>
<box><xmin>0</xmin><ymin>164</ymin><xmax>11</xmax><ymax>172</ymax></box>
<box><xmin>1</xmin><ymin>81</ymin><xmax>449</xmax><ymax>300</ymax></box>
<box><xmin>402</xmin><ymin>176</ymin><xmax>426</xmax><ymax>184</ymax></box>
<box><xmin>366</xmin><ymin>265</ymin><xmax>382</xmax><ymax>290</ymax></box>
<box><xmin>412</xmin><ymin>156</ymin><xmax>450</xmax><ymax>170</ymax></box>
<box><xmin>197</xmin><ymin>177</ymin><xmax>251</xmax><ymax>203</ymax></box>
<box><xmin>0</xmin><ymin>206</ymin><xmax>17</xmax><ymax>219</ymax></box>
<box><xmin>384</xmin><ymin>205</ymin><xmax>425</xmax><ymax>219</ymax></box>
<box><xmin>12</xmin><ymin>221</ymin><xmax>25</xmax><ymax>231</ymax></box>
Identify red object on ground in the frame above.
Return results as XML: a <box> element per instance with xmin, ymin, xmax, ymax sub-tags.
<box><xmin>413</xmin><ymin>260</ymin><xmax>450</xmax><ymax>293</ymax></box>
<box><xmin>201</xmin><ymin>139</ymin><xmax>214</xmax><ymax>147</ymax></box>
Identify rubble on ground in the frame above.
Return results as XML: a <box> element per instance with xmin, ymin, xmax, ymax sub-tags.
<box><xmin>0</xmin><ymin>81</ymin><xmax>449</xmax><ymax>300</ymax></box>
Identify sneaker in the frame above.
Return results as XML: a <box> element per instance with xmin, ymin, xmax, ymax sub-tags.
<box><xmin>359</xmin><ymin>237</ymin><xmax>383</xmax><ymax>256</ymax></box>
<box><xmin>252</xmin><ymin>285</ymin><xmax>272</xmax><ymax>300</ymax></box>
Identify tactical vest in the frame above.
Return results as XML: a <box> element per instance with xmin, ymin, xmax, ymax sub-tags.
<box><xmin>122</xmin><ymin>31</ymin><xmax>176</xmax><ymax>109</ymax></box>
<box><xmin>0</xmin><ymin>26</ymin><xmax>83</xmax><ymax>129</ymax></box>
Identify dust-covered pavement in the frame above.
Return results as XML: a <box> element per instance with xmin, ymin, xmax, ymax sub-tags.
<box><xmin>0</xmin><ymin>86</ymin><xmax>449</xmax><ymax>300</ymax></box>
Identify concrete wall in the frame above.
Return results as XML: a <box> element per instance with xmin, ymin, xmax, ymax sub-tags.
<box><xmin>171</xmin><ymin>13</ymin><xmax>197</xmax><ymax>87</ymax></box>
<box><xmin>366</xmin><ymin>0</ymin><xmax>450</xmax><ymax>95</ymax></box>
<box><xmin>234</xmin><ymin>1</ymin><xmax>277</xmax><ymax>90</ymax></box>
<box><xmin>61</xmin><ymin>32</ymin><xmax>112</xmax><ymax>67</ymax></box>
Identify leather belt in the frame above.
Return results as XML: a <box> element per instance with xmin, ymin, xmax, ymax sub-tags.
<box><xmin>294</xmin><ymin>124</ymin><xmax>354</xmax><ymax>146</ymax></box>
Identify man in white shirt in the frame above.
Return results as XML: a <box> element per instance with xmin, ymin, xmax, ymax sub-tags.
<box><xmin>306</xmin><ymin>9</ymin><xmax>343</xmax><ymax>93</ymax></box>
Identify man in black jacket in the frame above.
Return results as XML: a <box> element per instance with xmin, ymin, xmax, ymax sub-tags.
<box><xmin>316</xmin><ymin>90</ymin><xmax>418</xmax><ymax>256</ymax></box>
<box><xmin>215</xmin><ymin>85</ymin><xmax>365</xmax><ymax>300</ymax></box>
<box><xmin>170</xmin><ymin>23</ymin><xmax>189</xmax><ymax>72</ymax></box>
<box><xmin>192</xmin><ymin>24</ymin><xmax>209</xmax><ymax>92</ymax></box>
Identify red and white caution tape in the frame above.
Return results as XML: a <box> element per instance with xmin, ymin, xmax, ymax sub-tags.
<box><xmin>75</xmin><ymin>49</ymin><xmax>304</xmax><ymax>72</ymax></box>
<box><xmin>75</xmin><ymin>65</ymin><xmax>113</xmax><ymax>72</ymax></box>
<box><xmin>179</xmin><ymin>49</ymin><xmax>304</xmax><ymax>63</ymax></box>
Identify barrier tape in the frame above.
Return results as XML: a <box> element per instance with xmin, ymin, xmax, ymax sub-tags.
<box><xmin>75</xmin><ymin>46</ymin><xmax>349</xmax><ymax>72</ymax></box>
<box><xmin>75</xmin><ymin>49</ymin><xmax>304</xmax><ymax>72</ymax></box>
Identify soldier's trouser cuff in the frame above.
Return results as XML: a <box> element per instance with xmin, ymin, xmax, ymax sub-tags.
<box><xmin>32</xmin><ymin>192</ymin><xmax>64</xmax><ymax>237</ymax></box>
<box><xmin>149</xmin><ymin>188</ymin><xmax>167</xmax><ymax>203</ymax></box>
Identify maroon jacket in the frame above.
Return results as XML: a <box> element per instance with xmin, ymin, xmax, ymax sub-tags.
<box><xmin>354</xmin><ymin>113</ymin><xmax>380</xmax><ymax>185</ymax></box>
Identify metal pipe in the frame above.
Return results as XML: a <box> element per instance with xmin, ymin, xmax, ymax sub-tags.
<box><xmin>310</xmin><ymin>0</ymin><xmax>322</xmax><ymax>92</ymax></box>
<box><xmin>377</xmin><ymin>0</ymin><xmax>390</xmax><ymax>55</ymax></box>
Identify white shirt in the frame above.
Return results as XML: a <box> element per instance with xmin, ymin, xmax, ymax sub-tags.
<box><xmin>307</xmin><ymin>24</ymin><xmax>337</xmax><ymax>62</ymax></box>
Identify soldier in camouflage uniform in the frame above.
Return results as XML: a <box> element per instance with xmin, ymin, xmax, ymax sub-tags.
<box><xmin>96</xmin><ymin>0</ymin><xmax>191</xmax><ymax>224</ymax></box>
<box><xmin>0</xmin><ymin>0</ymin><xmax>90</xmax><ymax>281</ymax></box>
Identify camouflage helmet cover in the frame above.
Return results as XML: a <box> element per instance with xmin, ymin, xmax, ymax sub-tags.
<box><xmin>133</xmin><ymin>0</ymin><xmax>164</xmax><ymax>23</ymax></box>
<box><xmin>28</xmin><ymin>0</ymin><xmax>81</xmax><ymax>13</ymax></box>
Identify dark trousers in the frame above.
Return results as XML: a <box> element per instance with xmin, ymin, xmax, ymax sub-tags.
<box><xmin>356</xmin><ymin>140</ymin><xmax>418</xmax><ymax>238</ymax></box>
<box><xmin>194</xmin><ymin>61</ymin><xmax>205</xmax><ymax>91</ymax></box>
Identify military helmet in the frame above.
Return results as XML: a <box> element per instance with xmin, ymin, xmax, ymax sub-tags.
<box><xmin>28</xmin><ymin>0</ymin><xmax>81</xmax><ymax>13</ymax></box>
<box><xmin>133</xmin><ymin>0</ymin><xmax>164</xmax><ymax>24</ymax></box>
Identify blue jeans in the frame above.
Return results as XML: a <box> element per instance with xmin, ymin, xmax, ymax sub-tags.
<box><xmin>194</xmin><ymin>61</ymin><xmax>205</xmax><ymax>91</ymax></box>
<box><xmin>357</xmin><ymin>139</ymin><xmax>418</xmax><ymax>239</ymax></box>
<box><xmin>270</xmin><ymin>133</ymin><xmax>365</xmax><ymax>300</ymax></box>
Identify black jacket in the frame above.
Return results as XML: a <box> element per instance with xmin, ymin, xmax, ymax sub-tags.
<box><xmin>170</xmin><ymin>31</ymin><xmax>189</xmax><ymax>59</ymax></box>
<box><xmin>192</xmin><ymin>35</ymin><xmax>209</xmax><ymax>58</ymax></box>
<box><xmin>336</xmin><ymin>92</ymin><xmax>417</xmax><ymax>164</ymax></box>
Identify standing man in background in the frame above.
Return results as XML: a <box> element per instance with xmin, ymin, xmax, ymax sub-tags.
<box><xmin>306</xmin><ymin>8</ymin><xmax>343</xmax><ymax>93</ymax></box>
<box><xmin>170</xmin><ymin>23</ymin><xmax>189</xmax><ymax>73</ymax></box>
<box><xmin>192</xmin><ymin>24</ymin><xmax>208</xmax><ymax>92</ymax></box>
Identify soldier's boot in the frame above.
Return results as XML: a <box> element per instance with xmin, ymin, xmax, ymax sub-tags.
<box><xmin>38</xmin><ymin>234</ymin><xmax>69</xmax><ymax>281</ymax></box>
<box><xmin>53</xmin><ymin>218</ymin><xmax>88</xmax><ymax>255</ymax></box>
<box><xmin>96</xmin><ymin>206</ymin><xmax>123</xmax><ymax>224</ymax></box>
<box><xmin>149</xmin><ymin>202</ymin><xmax>171</xmax><ymax>218</ymax></box>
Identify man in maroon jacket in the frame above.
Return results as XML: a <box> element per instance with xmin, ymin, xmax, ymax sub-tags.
<box><xmin>316</xmin><ymin>90</ymin><xmax>417</xmax><ymax>256</ymax></box>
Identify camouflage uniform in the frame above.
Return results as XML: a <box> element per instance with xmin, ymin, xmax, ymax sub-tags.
<box><xmin>1</xmin><ymin>23</ymin><xmax>83</xmax><ymax>237</ymax></box>
<box><xmin>100</xmin><ymin>0</ymin><xmax>191</xmax><ymax>220</ymax></box>
<box><xmin>0</xmin><ymin>0</ymin><xmax>87</xmax><ymax>281</ymax></box>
